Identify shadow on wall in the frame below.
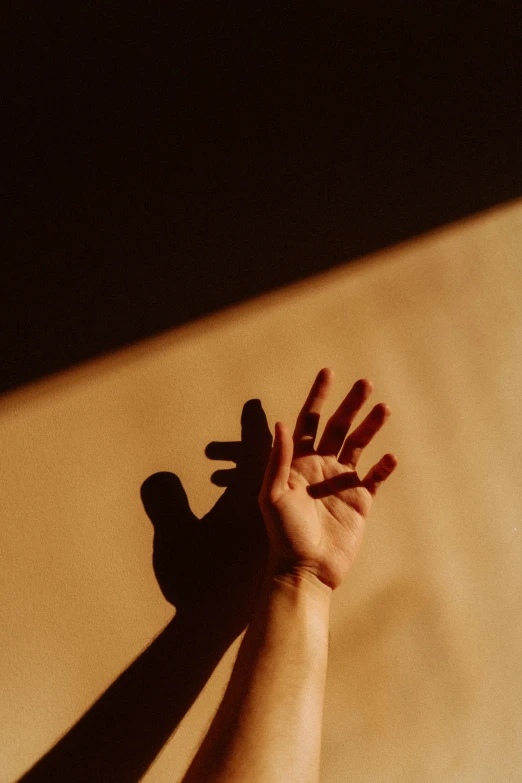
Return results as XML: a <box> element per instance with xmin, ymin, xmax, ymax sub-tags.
<box><xmin>17</xmin><ymin>399</ymin><xmax>271</xmax><ymax>783</ymax></box>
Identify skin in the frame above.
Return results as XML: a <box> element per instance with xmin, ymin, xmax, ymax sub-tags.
<box><xmin>261</xmin><ymin>367</ymin><xmax>398</xmax><ymax>590</ymax></box>
<box><xmin>19</xmin><ymin>371</ymin><xmax>396</xmax><ymax>783</ymax></box>
<box><xmin>182</xmin><ymin>368</ymin><xmax>397</xmax><ymax>783</ymax></box>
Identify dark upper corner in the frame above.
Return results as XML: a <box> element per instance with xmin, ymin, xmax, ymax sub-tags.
<box><xmin>3</xmin><ymin>2</ymin><xmax>521</xmax><ymax>394</ymax></box>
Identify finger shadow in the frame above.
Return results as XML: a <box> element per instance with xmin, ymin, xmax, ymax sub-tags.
<box><xmin>141</xmin><ymin>398</ymin><xmax>271</xmax><ymax>621</ymax></box>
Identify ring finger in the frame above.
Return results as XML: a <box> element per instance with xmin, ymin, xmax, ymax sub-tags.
<box><xmin>338</xmin><ymin>403</ymin><xmax>391</xmax><ymax>468</ymax></box>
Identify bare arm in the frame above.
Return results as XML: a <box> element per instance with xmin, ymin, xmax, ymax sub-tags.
<box><xmin>182</xmin><ymin>368</ymin><xmax>398</xmax><ymax>783</ymax></box>
<box><xmin>182</xmin><ymin>566</ymin><xmax>331</xmax><ymax>783</ymax></box>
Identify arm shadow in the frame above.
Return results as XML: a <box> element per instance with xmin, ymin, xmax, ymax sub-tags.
<box><xmin>16</xmin><ymin>399</ymin><xmax>271</xmax><ymax>783</ymax></box>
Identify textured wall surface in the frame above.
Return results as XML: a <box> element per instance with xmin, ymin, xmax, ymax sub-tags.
<box><xmin>2</xmin><ymin>199</ymin><xmax>522</xmax><ymax>782</ymax></box>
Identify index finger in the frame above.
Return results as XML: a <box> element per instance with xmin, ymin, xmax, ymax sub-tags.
<box><xmin>293</xmin><ymin>368</ymin><xmax>335</xmax><ymax>454</ymax></box>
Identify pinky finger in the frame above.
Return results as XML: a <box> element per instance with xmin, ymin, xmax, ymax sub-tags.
<box><xmin>362</xmin><ymin>453</ymin><xmax>398</xmax><ymax>496</ymax></box>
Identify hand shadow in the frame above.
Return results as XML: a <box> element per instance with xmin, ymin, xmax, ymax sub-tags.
<box><xmin>17</xmin><ymin>399</ymin><xmax>271</xmax><ymax>783</ymax></box>
<box><xmin>142</xmin><ymin>397</ymin><xmax>271</xmax><ymax>638</ymax></box>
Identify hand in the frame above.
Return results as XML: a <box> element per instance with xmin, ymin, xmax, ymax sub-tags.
<box><xmin>141</xmin><ymin>399</ymin><xmax>271</xmax><ymax>640</ymax></box>
<box><xmin>258</xmin><ymin>369</ymin><xmax>398</xmax><ymax>590</ymax></box>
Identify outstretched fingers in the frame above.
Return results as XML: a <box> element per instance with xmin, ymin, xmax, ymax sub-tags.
<box><xmin>316</xmin><ymin>378</ymin><xmax>373</xmax><ymax>456</ymax></box>
<box><xmin>293</xmin><ymin>368</ymin><xmax>335</xmax><ymax>454</ymax></box>
<box><xmin>338</xmin><ymin>402</ymin><xmax>391</xmax><ymax>468</ymax></box>
<box><xmin>361</xmin><ymin>453</ymin><xmax>398</xmax><ymax>495</ymax></box>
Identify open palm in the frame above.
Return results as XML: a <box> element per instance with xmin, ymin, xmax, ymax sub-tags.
<box><xmin>259</xmin><ymin>369</ymin><xmax>398</xmax><ymax>590</ymax></box>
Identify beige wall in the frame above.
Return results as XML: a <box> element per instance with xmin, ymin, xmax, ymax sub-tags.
<box><xmin>2</xmin><ymin>199</ymin><xmax>522</xmax><ymax>782</ymax></box>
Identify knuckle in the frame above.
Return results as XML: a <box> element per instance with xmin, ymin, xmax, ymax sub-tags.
<box><xmin>258</xmin><ymin>488</ymin><xmax>279</xmax><ymax>507</ymax></box>
<box><xmin>268</xmin><ymin>488</ymin><xmax>281</xmax><ymax>505</ymax></box>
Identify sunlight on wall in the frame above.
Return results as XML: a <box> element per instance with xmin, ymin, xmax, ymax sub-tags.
<box><xmin>2</xmin><ymin>198</ymin><xmax>522</xmax><ymax>782</ymax></box>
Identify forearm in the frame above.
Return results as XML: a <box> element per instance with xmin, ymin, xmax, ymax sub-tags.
<box><xmin>182</xmin><ymin>569</ymin><xmax>332</xmax><ymax>783</ymax></box>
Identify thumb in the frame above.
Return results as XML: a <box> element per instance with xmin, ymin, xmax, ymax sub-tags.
<box><xmin>261</xmin><ymin>422</ymin><xmax>293</xmax><ymax>498</ymax></box>
<box><xmin>140</xmin><ymin>471</ymin><xmax>196</xmax><ymax>532</ymax></box>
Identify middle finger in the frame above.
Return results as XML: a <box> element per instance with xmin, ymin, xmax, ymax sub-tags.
<box><xmin>316</xmin><ymin>378</ymin><xmax>373</xmax><ymax>455</ymax></box>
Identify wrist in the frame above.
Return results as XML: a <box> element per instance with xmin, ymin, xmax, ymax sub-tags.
<box><xmin>263</xmin><ymin>561</ymin><xmax>333</xmax><ymax>605</ymax></box>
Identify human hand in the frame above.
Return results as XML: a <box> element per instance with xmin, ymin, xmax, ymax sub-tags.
<box><xmin>141</xmin><ymin>399</ymin><xmax>271</xmax><ymax>641</ymax></box>
<box><xmin>258</xmin><ymin>369</ymin><xmax>398</xmax><ymax>591</ymax></box>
